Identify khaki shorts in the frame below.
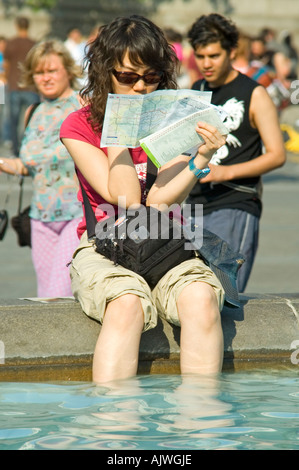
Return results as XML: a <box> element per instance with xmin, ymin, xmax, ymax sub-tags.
<box><xmin>70</xmin><ymin>231</ymin><xmax>225</xmax><ymax>331</ymax></box>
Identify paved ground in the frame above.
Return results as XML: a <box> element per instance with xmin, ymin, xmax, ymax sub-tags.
<box><xmin>0</xmin><ymin>105</ymin><xmax>298</xmax><ymax>298</ymax></box>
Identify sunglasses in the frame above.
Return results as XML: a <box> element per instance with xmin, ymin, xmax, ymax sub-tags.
<box><xmin>112</xmin><ymin>69</ymin><xmax>163</xmax><ymax>85</ymax></box>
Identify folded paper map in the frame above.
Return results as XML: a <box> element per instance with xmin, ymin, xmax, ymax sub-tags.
<box><xmin>101</xmin><ymin>89</ymin><xmax>212</xmax><ymax>148</ymax></box>
<box><xmin>140</xmin><ymin>106</ymin><xmax>228</xmax><ymax>167</ymax></box>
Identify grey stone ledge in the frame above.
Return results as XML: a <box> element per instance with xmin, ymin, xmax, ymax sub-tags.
<box><xmin>0</xmin><ymin>294</ymin><xmax>299</xmax><ymax>381</ymax></box>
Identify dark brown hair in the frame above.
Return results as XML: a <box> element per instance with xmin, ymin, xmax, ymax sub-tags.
<box><xmin>81</xmin><ymin>15</ymin><xmax>178</xmax><ymax>130</ymax></box>
<box><xmin>188</xmin><ymin>13</ymin><xmax>239</xmax><ymax>52</ymax></box>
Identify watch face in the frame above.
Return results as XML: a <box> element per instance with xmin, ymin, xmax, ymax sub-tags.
<box><xmin>199</xmin><ymin>168</ymin><xmax>211</xmax><ymax>178</ymax></box>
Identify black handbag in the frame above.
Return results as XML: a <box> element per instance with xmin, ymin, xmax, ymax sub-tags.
<box><xmin>95</xmin><ymin>205</ymin><xmax>194</xmax><ymax>289</ymax></box>
<box><xmin>8</xmin><ymin>103</ymin><xmax>39</xmax><ymax>248</ymax></box>
<box><xmin>11</xmin><ymin>177</ymin><xmax>31</xmax><ymax>247</ymax></box>
<box><xmin>0</xmin><ymin>175</ymin><xmax>10</xmax><ymax>241</ymax></box>
<box><xmin>0</xmin><ymin>209</ymin><xmax>8</xmax><ymax>241</ymax></box>
<box><xmin>80</xmin><ymin>158</ymin><xmax>195</xmax><ymax>288</ymax></box>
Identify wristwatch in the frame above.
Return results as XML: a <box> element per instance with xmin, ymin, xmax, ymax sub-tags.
<box><xmin>188</xmin><ymin>156</ymin><xmax>211</xmax><ymax>179</ymax></box>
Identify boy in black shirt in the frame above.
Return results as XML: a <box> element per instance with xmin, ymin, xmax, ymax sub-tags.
<box><xmin>186</xmin><ymin>14</ymin><xmax>286</xmax><ymax>291</ymax></box>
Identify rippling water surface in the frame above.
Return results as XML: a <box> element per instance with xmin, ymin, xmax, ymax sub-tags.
<box><xmin>0</xmin><ymin>370</ymin><xmax>298</xmax><ymax>450</ymax></box>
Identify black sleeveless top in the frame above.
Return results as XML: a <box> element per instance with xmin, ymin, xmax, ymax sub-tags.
<box><xmin>187</xmin><ymin>73</ymin><xmax>262</xmax><ymax>218</ymax></box>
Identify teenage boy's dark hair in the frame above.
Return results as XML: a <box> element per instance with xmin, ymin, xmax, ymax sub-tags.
<box><xmin>188</xmin><ymin>13</ymin><xmax>239</xmax><ymax>52</ymax></box>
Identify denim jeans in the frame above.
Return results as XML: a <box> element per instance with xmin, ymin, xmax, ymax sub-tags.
<box><xmin>202</xmin><ymin>209</ymin><xmax>259</xmax><ymax>293</ymax></box>
<box><xmin>8</xmin><ymin>90</ymin><xmax>39</xmax><ymax>156</ymax></box>
<box><xmin>0</xmin><ymin>85</ymin><xmax>11</xmax><ymax>142</ymax></box>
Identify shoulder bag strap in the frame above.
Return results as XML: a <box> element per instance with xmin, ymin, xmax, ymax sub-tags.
<box><xmin>16</xmin><ymin>176</ymin><xmax>25</xmax><ymax>215</ymax></box>
<box><xmin>24</xmin><ymin>102</ymin><xmax>40</xmax><ymax>128</ymax></box>
<box><xmin>146</xmin><ymin>157</ymin><xmax>157</xmax><ymax>189</ymax></box>
<box><xmin>79</xmin><ymin>178</ymin><xmax>97</xmax><ymax>241</ymax></box>
<box><xmin>81</xmin><ymin>157</ymin><xmax>158</xmax><ymax>241</ymax></box>
<box><xmin>16</xmin><ymin>102</ymin><xmax>41</xmax><ymax>214</ymax></box>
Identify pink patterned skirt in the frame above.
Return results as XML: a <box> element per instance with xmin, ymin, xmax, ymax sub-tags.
<box><xmin>31</xmin><ymin>218</ymin><xmax>81</xmax><ymax>298</ymax></box>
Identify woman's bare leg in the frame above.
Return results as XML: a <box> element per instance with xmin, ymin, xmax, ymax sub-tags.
<box><xmin>177</xmin><ymin>282</ymin><xmax>223</xmax><ymax>375</ymax></box>
<box><xmin>92</xmin><ymin>294</ymin><xmax>144</xmax><ymax>383</ymax></box>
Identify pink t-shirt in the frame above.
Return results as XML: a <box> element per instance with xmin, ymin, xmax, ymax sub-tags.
<box><xmin>60</xmin><ymin>106</ymin><xmax>148</xmax><ymax>238</ymax></box>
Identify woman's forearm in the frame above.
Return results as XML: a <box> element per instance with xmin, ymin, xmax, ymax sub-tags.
<box><xmin>146</xmin><ymin>152</ymin><xmax>210</xmax><ymax>208</ymax></box>
<box><xmin>107</xmin><ymin>147</ymin><xmax>141</xmax><ymax>207</ymax></box>
<box><xmin>62</xmin><ymin>139</ymin><xmax>142</xmax><ymax>208</ymax></box>
<box><xmin>0</xmin><ymin>158</ymin><xmax>28</xmax><ymax>176</ymax></box>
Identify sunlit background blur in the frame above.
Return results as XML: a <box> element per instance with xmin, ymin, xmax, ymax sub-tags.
<box><xmin>0</xmin><ymin>0</ymin><xmax>298</xmax><ymax>50</ymax></box>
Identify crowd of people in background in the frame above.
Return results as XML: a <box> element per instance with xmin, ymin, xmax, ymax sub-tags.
<box><xmin>169</xmin><ymin>24</ymin><xmax>298</xmax><ymax>113</ymax></box>
<box><xmin>2</xmin><ymin>16</ymin><xmax>39</xmax><ymax>157</ymax></box>
<box><xmin>0</xmin><ymin>15</ymin><xmax>298</xmax><ymax>153</ymax></box>
<box><xmin>0</xmin><ymin>17</ymin><xmax>100</xmax><ymax>154</ymax></box>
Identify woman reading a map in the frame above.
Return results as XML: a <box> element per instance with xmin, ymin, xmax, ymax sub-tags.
<box><xmin>60</xmin><ymin>15</ymin><xmax>227</xmax><ymax>384</ymax></box>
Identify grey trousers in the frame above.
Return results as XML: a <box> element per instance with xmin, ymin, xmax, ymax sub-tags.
<box><xmin>202</xmin><ymin>208</ymin><xmax>259</xmax><ymax>293</ymax></box>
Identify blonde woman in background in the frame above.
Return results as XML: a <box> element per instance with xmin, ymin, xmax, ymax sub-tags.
<box><xmin>0</xmin><ymin>39</ymin><xmax>83</xmax><ymax>297</ymax></box>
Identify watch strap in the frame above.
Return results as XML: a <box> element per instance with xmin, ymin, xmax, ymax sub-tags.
<box><xmin>189</xmin><ymin>156</ymin><xmax>210</xmax><ymax>179</ymax></box>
